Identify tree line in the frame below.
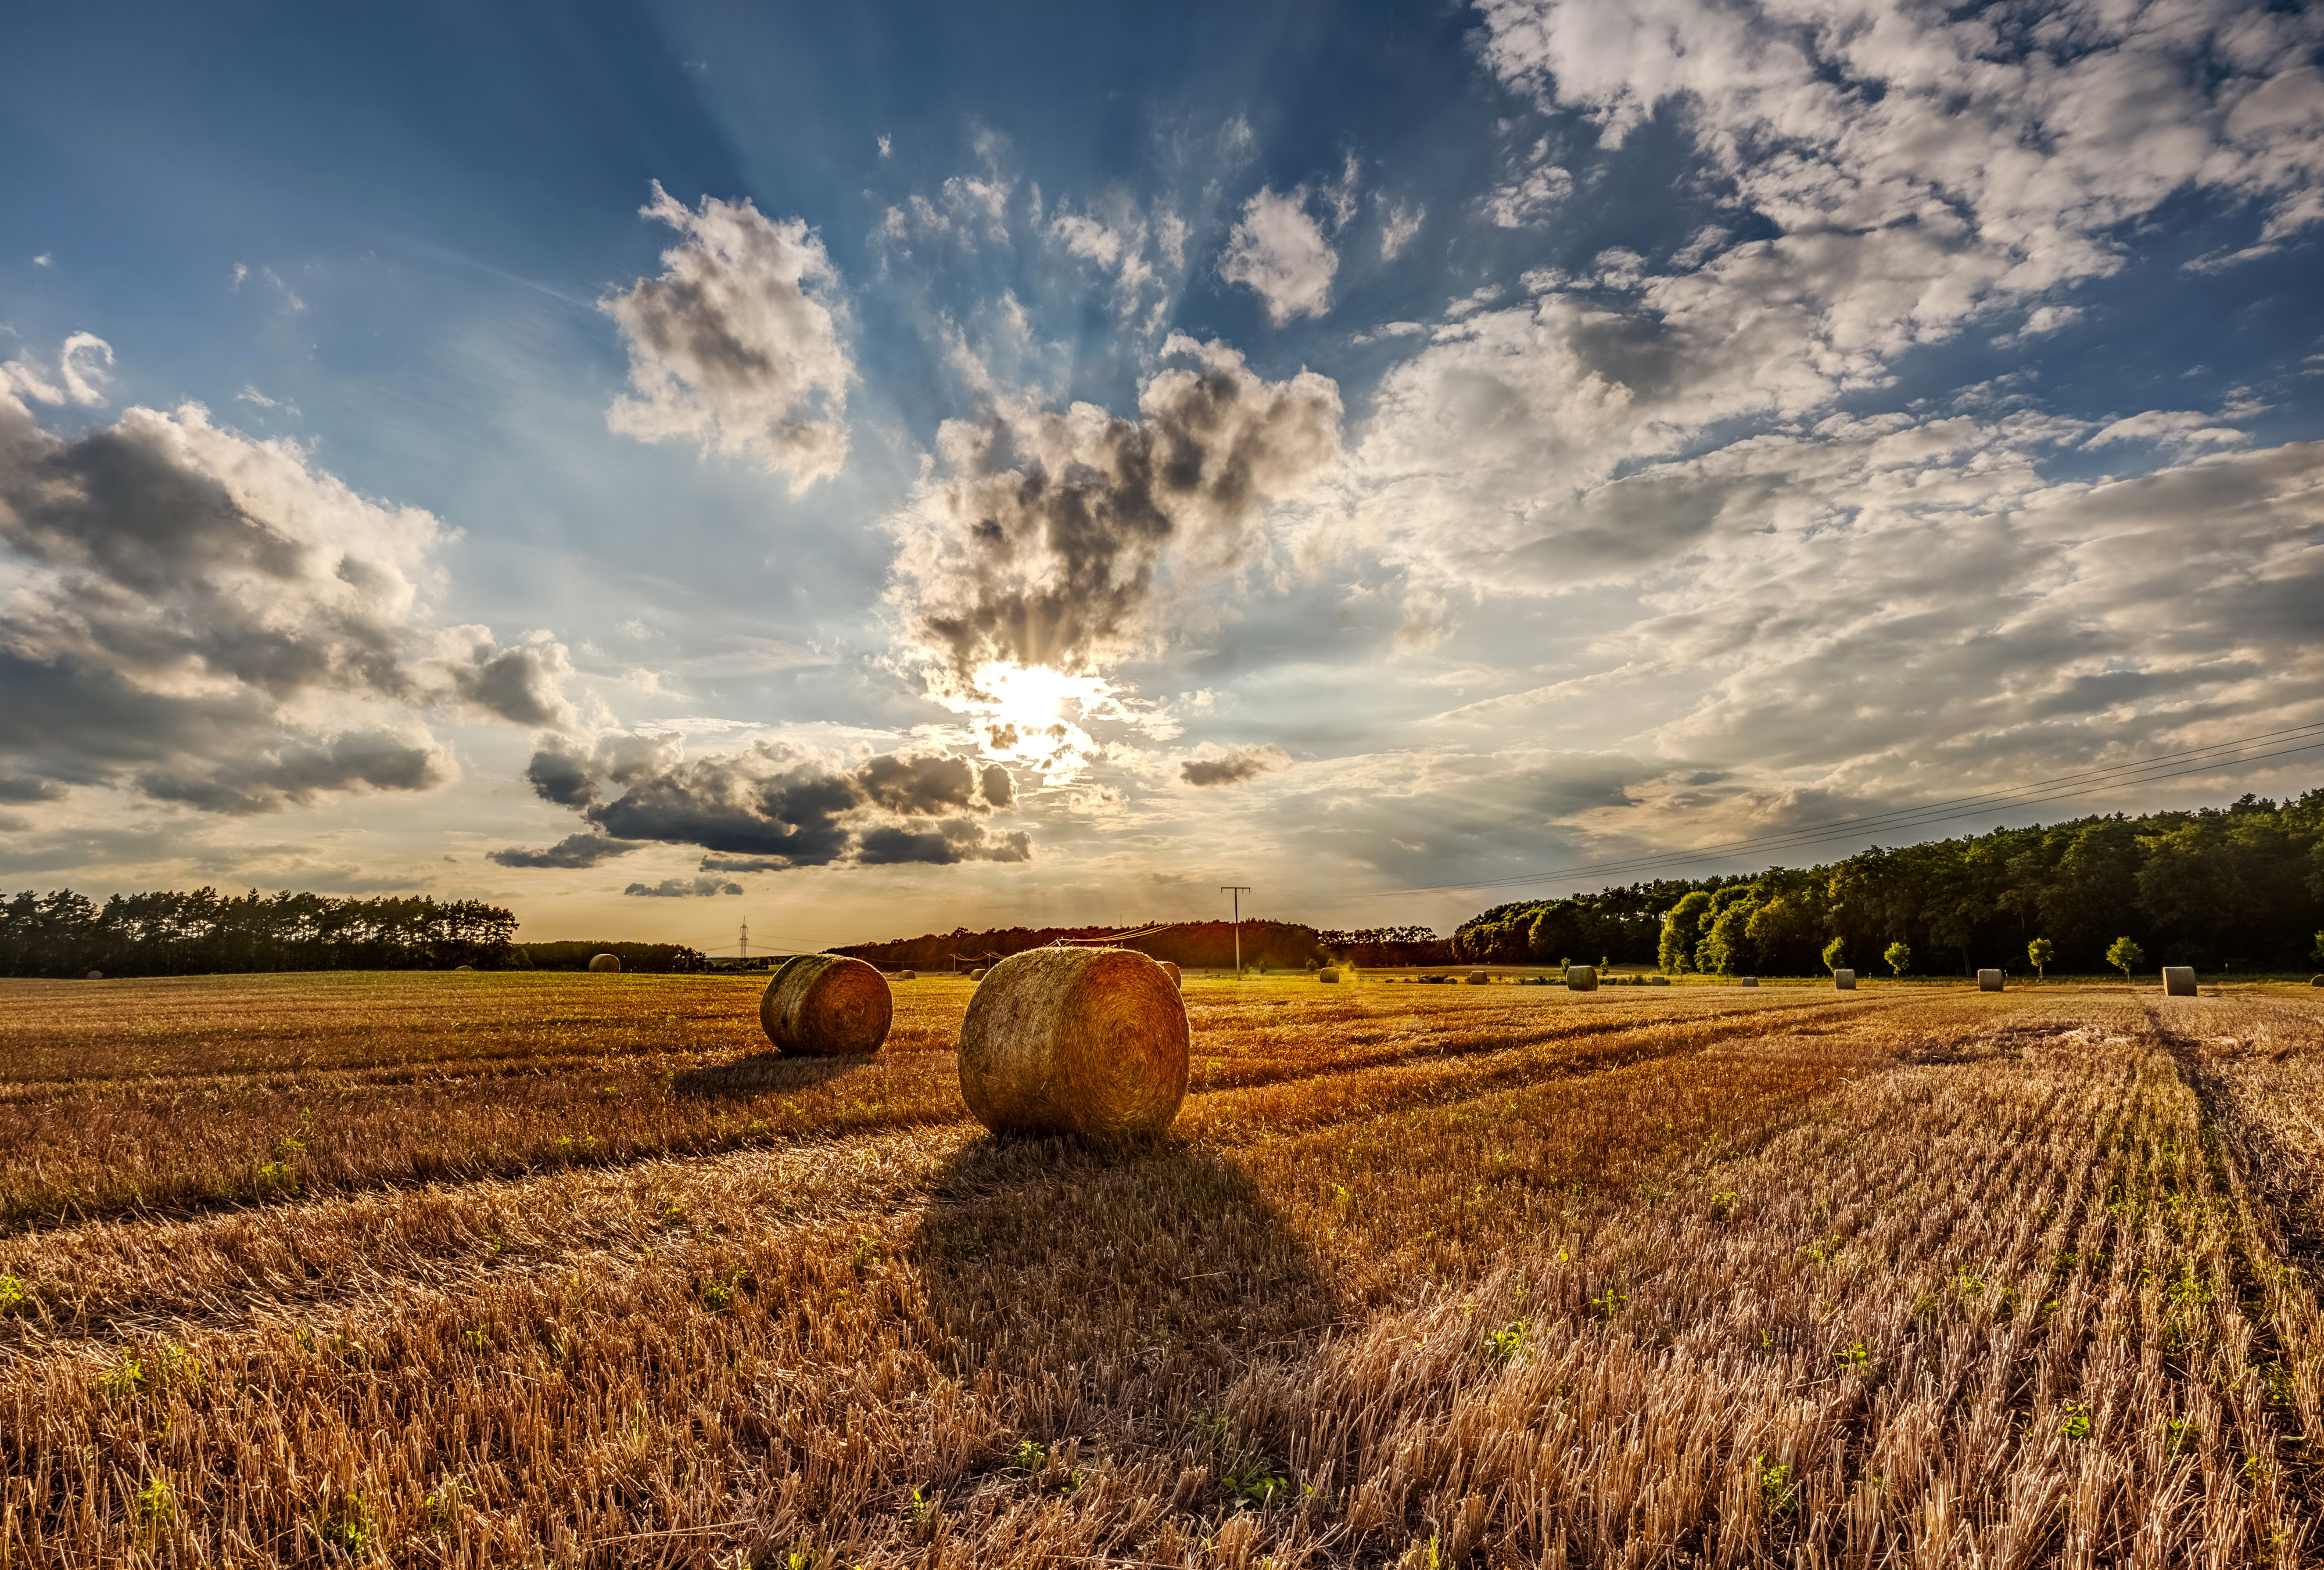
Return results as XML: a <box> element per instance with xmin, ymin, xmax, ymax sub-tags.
<box><xmin>0</xmin><ymin>888</ymin><xmax>523</xmax><ymax>978</ymax></box>
<box><xmin>1454</xmin><ymin>791</ymin><xmax>2324</xmax><ymax>977</ymax></box>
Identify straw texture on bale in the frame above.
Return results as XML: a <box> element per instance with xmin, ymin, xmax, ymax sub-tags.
<box><xmin>1466</xmin><ymin>971</ymin><xmax>1489</xmax><ymax>985</ymax></box>
<box><xmin>759</xmin><ymin>954</ymin><xmax>892</xmax><ymax>1056</ymax></box>
<box><xmin>1834</xmin><ymin>968</ymin><xmax>1856</xmax><ymax>990</ymax></box>
<box><xmin>956</xmin><ymin>947</ymin><xmax>1189</xmax><ymax>1141</ymax></box>
<box><xmin>1978</xmin><ymin>968</ymin><xmax>2004</xmax><ymax>991</ymax></box>
<box><xmin>1161</xmin><ymin>961</ymin><xmax>1182</xmax><ymax>987</ymax></box>
<box><xmin>1566</xmin><ymin>965</ymin><xmax>1598</xmax><ymax>992</ymax></box>
<box><xmin>2162</xmin><ymin>966</ymin><xmax>2198</xmax><ymax>997</ymax></box>
<box><xmin>588</xmin><ymin>953</ymin><xmax>621</xmax><ymax>973</ymax></box>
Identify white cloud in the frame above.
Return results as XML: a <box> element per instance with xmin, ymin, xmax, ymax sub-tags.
<box><xmin>1483</xmin><ymin>140</ymin><xmax>1572</xmax><ymax>227</ymax></box>
<box><xmin>31</xmin><ymin>254</ymin><xmax>50</xmax><ymax>268</ymax></box>
<box><xmin>0</xmin><ymin>331</ymin><xmax>111</xmax><ymax>407</ymax></box>
<box><xmin>2087</xmin><ymin>409</ymin><xmax>2250</xmax><ymax>452</ymax></box>
<box><xmin>1220</xmin><ymin>187</ymin><xmax>1338</xmax><ymax>325</ymax></box>
<box><xmin>601</xmin><ymin>181</ymin><xmax>853</xmax><ymax>492</ymax></box>
<box><xmin>1045</xmin><ymin>192</ymin><xmax>1187</xmax><ymax>330</ymax></box>
<box><xmin>877</xmin><ymin>134</ymin><xmax>892</xmax><ymax>158</ymax></box>
<box><xmin>1378</xmin><ymin>197</ymin><xmax>1425</xmax><ymax>261</ymax></box>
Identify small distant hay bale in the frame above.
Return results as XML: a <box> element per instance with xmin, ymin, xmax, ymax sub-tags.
<box><xmin>1833</xmin><ymin>968</ymin><xmax>1856</xmax><ymax>990</ymax></box>
<box><xmin>453</xmin><ymin>965</ymin><xmax>475</xmax><ymax>972</ymax></box>
<box><xmin>957</xmin><ymin>947</ymin><xmax>1188</xmax><ymax>1141</ymax></box>
<box><xmin>1739</xmin><ymin>976</ymin><xmax>1758</xmax><ymax>987</ymax></box>
<box><xmin>1161</xmin><ymin>961</ymin><xmax>1182</xmax><ymax>987</ymax></box>
<box><xmin>589</xmin><ymin>953</ymin><xmax>621</xmax><ymax>973</ymax></box>
<box><xmin>1318</xmin><ymin>968</ymin><xmax>1340</xmax><ymax>983</ymax></box>
<box><xmin>1978</xmin><ymin>968</ymin><xmax>2003</xmax><ymax>991</ymax></box>
<box><xmin>2312</xmin><ymin>974</ymin><xmax>2324</xmax><ymax>987</ymax></box>
<box><xmin>1566</xmin><ymin>965</ymin><xmax>1598</xmax><ymax>992</ymax></box>
<box><xmin>760</xmin><ymin>954</ymin><xmax>892</xmax><ymax>1056</ymax></box>
<box><xmin>969</xmin><ymin>967</ymin><xmax>988</xmax><ymax>982</ymax></box>
<box><xmin>899</xmin><ymin>969</ymin><xmax>916</xmax><ymax>981</ymax></box>
<box><xmin>1648</xmin><ymin>975</ymin><xmax>1670</xmax><ymax>987</ymax></box>
<box><xmin>2162</xmin><ymin>966</ymin><xmax>2197</xmax><ymax>997</ymax></box>
<box><xmin>85</xmin><ymin>970</ymin><xmax>103</xmax><ymax>980</ymax></box>
<box><xmin>1466</xmin><ymin>970</ymin><xmax>1489</xmax><ymax>985</ymax></box>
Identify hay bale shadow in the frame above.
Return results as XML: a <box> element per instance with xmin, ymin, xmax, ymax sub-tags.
<box><xmin>668</xmin><ymin>1052</ymin><xmax>863</xmax><ymax>1098</ymax></box>
<box><xmin>908</xmin><ymin>1136</ymin><xmax>1335</xmax><ymax>1445</ymax></box>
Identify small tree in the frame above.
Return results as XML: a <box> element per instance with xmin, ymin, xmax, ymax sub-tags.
<box><xmin>1821</xmin><ymin>937</ymin><xmax>1846</xmax><ymax>975</ymax></box>
<box><xmin>2106</xmin><ymin>936</ymin><xmax>2144</xmax><ymax>982</ymax></box>
<box><xmin>2028</xmin><ymin>937</ymin><xmax>2054</xmax><ymax>982</ymax></box>
<box><xmin>1882</xmin><ymin>940</ymin><xmax>1911</xmax><ymax>977</ymax></box>
<box><xmin>2314</xmin><ymin>930</ymin><xmax>2324</xmax><ymax>967</ymax></box>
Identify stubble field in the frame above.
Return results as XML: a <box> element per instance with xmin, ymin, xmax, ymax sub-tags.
<box><xmin>4</xmin><ymin>969</ymin><xmax>2324</xmax><ymax>1567</ymax></box>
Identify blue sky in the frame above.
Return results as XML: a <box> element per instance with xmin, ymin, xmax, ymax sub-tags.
<box><xmin>3</xmin><ymin>0</ymin><xmax>2321</xmax><ymax>950</ymax></box>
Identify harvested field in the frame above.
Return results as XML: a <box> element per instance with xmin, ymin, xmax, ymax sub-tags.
<box><xmin>3</xmin><ymin>973</ymin><xmax>2323</xmax><ymax>1565</ymax></box>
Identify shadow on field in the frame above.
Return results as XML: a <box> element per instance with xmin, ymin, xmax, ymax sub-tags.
<box><xmin>668</xmin><ymin>1052</ymin><xmax>866</xmax><ymax>1098</ymax></box>
<box><xmin>909</xmin><ymin>1136</ymin><xmax>1334</xmax><ymax>1438</ymax></box>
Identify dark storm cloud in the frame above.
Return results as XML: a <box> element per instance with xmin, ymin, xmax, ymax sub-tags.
<box><xmin>516</xmin><ymin>735</ymin><xmax>1027</xmax><ymax>871</ymax></box>
<box><xmin>623</xmin><ymin>875</ymin><xmax>745</xmax><ymax>897</ymax></box>
<box><xmin>1180</xmin><ymin>745</ymin><xmax>1292</xmax><ymax>787</ymax></box>
<box><xmin>892</xmin><ymin>336</ymin><xmax>1340</xmax><ymax>680</ymax></box>
<box><xmin>0</xmin><ymin>376</ymin><xmax>572</xmax><ymax>813</ymax></box>
<box><xmin>486</xmin><ymin>832</ymin><xmax>647</xmax><ymax>870</ymax></box>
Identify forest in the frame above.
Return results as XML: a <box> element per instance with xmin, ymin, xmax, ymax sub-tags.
<box><xmin>0</xmin><ymin>888</ymin><xmax>521</xmax><ymax>978</ymax></box>
<box><xmin>835</xmin><ymin>919</ymin><xmax>1332</xmax><ymax>972</ymax></box>
<box><xmin>1454</xmin><ymin>791</ymin><xmax>2324</xmax><ymax>976</ymax></box>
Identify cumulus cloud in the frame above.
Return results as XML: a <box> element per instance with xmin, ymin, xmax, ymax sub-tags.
<box><xmin>1220</xmin><ymin>188</ymin><xmax>1337</xmax><ymax>325</ymax></box>
<box><xmin>625</xmin><ymin>875</ymin><xmax>744</xmax><ymax>897</ymax></box>
<box><xmin>520</xmin><ymin>732</ymin><xmax>1025</xmax><ymax>870</ymax></box>
<box><xmin>0</xmin><ymin>364</ymin><xmax>573</xmax><ymax>813</ymax></box>
<box><xmin>486</xmin><ymin>831</ymin><xmax>645</xmax><ymax>870</ymax></box>
<box><xmin>888</xmin><ymin>335</ymin><xmax>1343</xmax><ymax>681</ymax></box>
<box><xmin>601</xmin><ymin>181</ymin><xmax>853</xmax><ymax>491</ymax></box>
<box><xmin>1180</xmin><ymin>744</ymin><xmax>1291</xmax><ymax>786</ymax></box>
<box><xmin>1045</xmin><ymin>192</ymin><xmax>1189</xmax><ymax>330</ymax></box>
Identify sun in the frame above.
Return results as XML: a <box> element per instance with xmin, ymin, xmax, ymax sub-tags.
<box><xmin>945</xmin><ymin>662</ymin><xmax>1121</xmax><ymax>782</ymax></box>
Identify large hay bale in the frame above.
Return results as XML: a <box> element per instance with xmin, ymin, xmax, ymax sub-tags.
<box><xmin>1161</xmin><ymin>961</ymin><xmax>1182</xmax><ymax>987</ymax></box>
<box><xmin>957</xmin><ymin>947</ymin><xmax>1188</xmax><ymax>1141</ymax></box>
<box><xmin>588</xmin><ymin>953</ymin><xmax>621</xmax><ymax>973</ymax></box>
<box><xmin>760</xmin><ymin>954</ymin><xmax>892</xmax><ymax>1056</ymax></box>
<box><xmin>2162</xmin><ymin>966</ymin><xmax>2197</xmax><ymax>997</ymax></box>
<box><xmin>1566</xmin><ymin>964</ymin><xmax>1598</xmax><ymax>992</ymax></box>
<box><xmin>1833</xmin><ymin>968</ymin><xmax>1856</xmax><ymax>990</ymax></box>
<box><xmin>1978</xmin><ymin>968</ymin><xmax>2003</xmax><ymax>991</ymax></box>
<box><xmin>1466</xmin><ymin>970</ymin><xmax>1489</xmax><ymax>985</ymax></box>
<box><xmin>1318</xmin><ymin>968</ymin><xmax>1340</xmax><ymax>983</ymax></box>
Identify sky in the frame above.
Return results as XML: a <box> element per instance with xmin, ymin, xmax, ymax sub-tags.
<box><xmin>2</xmin><ymin>0</ymin><xmax>2322</xmax><ymax>953</ymax></box>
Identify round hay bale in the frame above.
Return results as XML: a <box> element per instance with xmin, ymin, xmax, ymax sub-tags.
<box><xmin>899</xmin><ymin>969</ymin><xmax>916</xmax><ymax>981</ymax></box>
<box><xmin>2312</xmin><ymin>974</ymin><xmax>2324</xmax><ymax>987</ymax></box>
<box><xmin>969</xmin><ymin>967</ymin><xmax>987</xmax><ymax>982</ymax></box>
<box><xmin>1648</xmin><ymin>975</ymin><xmax>1670</xmax><ymax>987</ymax></box>
<box><xmin>85</xmin><ymin>970</ymin><xmax>102</xmax><ymax>980</ymax></box>
<box><xmin>1739</xmin><ymin>976</ymin><xmax>1759</xmax><ymax>987</ymax></box>
<box><xmin>453</xmin><ymin>964</ymin><xmax>475</xmax><ymax>972</ymax></box>
<box><xmin>957</xmin><ymin>947</ymin><xmax>1188</xmax><ymax>1141</ymax></box>
<box><xmin>759</xmin><ymin>954</ymin><xmax>892</xmax><ymax>1056</ymax></box>
<box><xmin>1978</xmin><ymin>968</ymin><xmax>2003</xmax><ymax>991</ymax></box>
<box><xmin>1832</xmin><ymin>968</ymin><xmax>1856</xmax><ymax>990</ymax></box>
<box><xmin>1318</xmin><ymin>968</ymin><xmax>1340</xmax><ymax>983</ymax></box>
<box><xmin>1161</xmin><ymin>961</ymin><xmax>1182</xmax><ymax>987</ymax></box>
<box><xmin>588</xmin><ymin>953</ymin><xmax>621</xmax><ymax>973</ymax></box>
<box><xmin>1566</xmin><ymin>964</ymin><xmax>1598</xmax><ymax>992</ymax></box>
<box><xmin>2162</xmin><ymin>966</ymin><xmax>2197</xmax><ymax>997</ymax></box>
<box><xmin>1466</xmin><ymin>970</ymin><xmax>1489</xmax><ymax>985</ymax></box>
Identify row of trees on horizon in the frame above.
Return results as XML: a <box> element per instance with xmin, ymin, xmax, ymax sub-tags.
<box><xmin>1452</xmin><ymin>792</ymin><xmax>2324</xmax><ymax>976</ymax></box>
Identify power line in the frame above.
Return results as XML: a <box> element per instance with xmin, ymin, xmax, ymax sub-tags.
<box><xmin>1354</xmin><ymin>718</ymin><xmax>2324</xmax><ymax>901</ymax></box>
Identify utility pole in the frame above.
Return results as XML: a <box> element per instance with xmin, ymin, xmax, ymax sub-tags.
<box><xmin>740</xmin><ymin>920</ymin><xmax>748</xmax><ymax>962</ymax></box>
<box><xmin>1220</xmin><ymin>886</ymin><xmax>1251</xmax><ymax>976</ymax></box>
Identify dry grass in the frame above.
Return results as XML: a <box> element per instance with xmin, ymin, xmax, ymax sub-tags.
<box><xmin>2</xmin><ymin>975</ymin><xmax>2321</xmax><ymax>1565</ymax></box>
